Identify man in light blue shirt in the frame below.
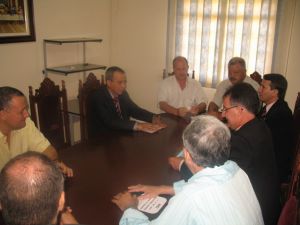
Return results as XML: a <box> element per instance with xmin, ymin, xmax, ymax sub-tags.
<box><xmin>112</xmin><ymin>115</ymin><xmax>264</xmax><ymax>225</ymax></box>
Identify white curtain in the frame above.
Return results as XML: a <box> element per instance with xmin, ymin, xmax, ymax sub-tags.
<box><xmin>166</xmin><ymin>0</ymin><xmax>278</xmax><ymax>88</ymax></box>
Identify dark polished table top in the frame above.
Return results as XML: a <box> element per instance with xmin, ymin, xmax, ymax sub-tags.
<box><xmin>59</xmin><ymin>114</ymin><xmax>188</xmax><ymax>225</ymax></box>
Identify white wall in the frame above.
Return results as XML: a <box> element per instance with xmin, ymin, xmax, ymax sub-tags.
<box><xmin>284</xmin><ymin>0</ymin><xmax>300</xmax><ymax>110</ymax></box>
<box><xmin>0</xmin><ymin>0</ymin><xmax>111</xmax><ymax>99</ymax></box>
<box><xmin>111</xmin><ymin>0</ymin><xmax>168</xmax><ymax>113</ymax></box>
<box><xmin>271</xmin><ymin>0</ymin><xmax>300</xmax><ymax>109</ymax></box>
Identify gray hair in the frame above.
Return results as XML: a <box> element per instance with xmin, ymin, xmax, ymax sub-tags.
<box><xmin>228</xmin><ymin>57</ymin><xmax>246</xmax><ymax>70</ymax></box>
<box><xmin>105</xmin><ymin>66</ymin><xmax>125</xmax><ymax>81</ymax></box>
<box><xmin>183</xmin><ymin>115</ymin><xmax>231</xmax><ymax>168</ymax></box>
<box><xmin>172</xmin><ymin>56</ymin><xmax>188</xmax><ymax>67</ymax></box>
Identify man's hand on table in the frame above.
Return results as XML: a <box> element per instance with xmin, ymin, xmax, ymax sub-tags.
<box><xmin>152</xmin><ymin>115</ymin><xmax>167</xmax><ymax>128</ymax></box>
<box><xmin>128</xmin><ymin>184</ymin><xmax>174</xmax><ymax>200</ymax></box>
<box><xmin>136</xmin><ymin>122</ymin><xmax>166</xmax><ymax>133</ymax></box>
<box><xmin>60</xmin><ymin>206</ymin><xmax>79</xmax><ymax>225</ymax></box>
<box><xmin>57</xmin><ymin>162</ymin><xmax>74</xmax><ymax>177</ymax></box>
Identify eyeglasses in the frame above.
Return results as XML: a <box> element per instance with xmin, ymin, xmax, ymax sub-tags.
<box><xmin>219</xmin><ymin>105</ymin><xmax>238</xmax><ymax>113</ymax></box>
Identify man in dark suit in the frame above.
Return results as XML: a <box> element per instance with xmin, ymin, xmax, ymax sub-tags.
<box><xmin>258</xmin><ymin>73</ymin><xmax>294</xmax><ymax>183</ymax></box>
<box><xmin>220</xmin><ymin>83</ymin><xmax>280</xmax><ymax>225</ymax></box>
<box><xmin>169</xmin><ymin>83</ymin><xmax>281</xmax><ymax>225</ymax></box>
<box><xmin>90</xmin><ymin>66</ymin><xmax>165</xmax><ymax>134</ymax></box>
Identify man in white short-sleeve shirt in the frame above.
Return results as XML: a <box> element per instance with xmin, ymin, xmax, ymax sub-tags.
<box><xmin>208</xmin><ymin>57</ymin><xmax>259</xmax><ymax>119</ymax></box>
<box><xmin>158</xmin><ymin>56</ymin><xmax>207</xmax><ymax>118</ymax></box>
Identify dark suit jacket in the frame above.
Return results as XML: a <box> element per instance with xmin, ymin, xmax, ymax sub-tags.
<box><xmin>90</xmin><ymin>86</ymin><xmax>154</xmax><ymax>134</ymax></box>
<box><xmin>258</xmin><ymin>99</ymin><xmax>294</xmax><ymax>182</ymax></box>
<box><xmin>231</xmin><ymin>118</ymin><xmax>280</xmax><ymax>225</ymax></box>
<box><xmin>180</xmin><ymin>118</ymin><xmax>281</xmax><ymax>225</ymax></box>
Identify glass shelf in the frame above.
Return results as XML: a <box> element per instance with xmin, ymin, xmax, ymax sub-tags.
<box><xmin>44</xmin><ymin>38</ymin><xmax>103</xmax><ymax>44</ymax></box>
<box><xmin>45</xmin><ymin>63</ymin><xmax>106</xmax><ymax>75</ymax></box>
<box><xmin>43</xmin><ymin>37</ymin><xmax>105</xmax><ymax>76</ymax></box>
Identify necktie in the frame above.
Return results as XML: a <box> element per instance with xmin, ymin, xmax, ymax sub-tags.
<box><xmin>260</xmin><ymin>105</ymin><xmax>267</xmax><ymax>119</ymax></box>
<box><xmin>113</xmin><ymin>97</ymin><xmax>123</xmax><ymax>119</ymax></box>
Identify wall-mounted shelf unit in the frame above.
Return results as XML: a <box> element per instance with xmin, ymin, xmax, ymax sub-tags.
<box><xmin>43</xmin><ymin>38</ymin><xmax>106</xmax><ymax>76</ymax></box>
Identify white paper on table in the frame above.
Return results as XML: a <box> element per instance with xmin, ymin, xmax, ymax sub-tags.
<box><xmin>137</xmin><ymin>196</ymin><xmax>167</xmax><ymax>214</ymax></box>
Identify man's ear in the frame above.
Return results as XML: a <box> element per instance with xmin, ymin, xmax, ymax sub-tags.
<box><xmin>273</xmin><ymin>88</ymin><xmax>279</xmax><ymax>97</ymax></box>
<box><xmin>58</xmin><ymin>191</ymin><xmax>65</xmax><ymax>211</ymax></box>
<box><xmin>183</xmin><ymin>148</ymin><xmax>191</xmax><ymax>162</ymax></box>
<box><xmin>106</xmin><ymin>80</ymin><xmax>112</xmax><ymax>87</ymax></box>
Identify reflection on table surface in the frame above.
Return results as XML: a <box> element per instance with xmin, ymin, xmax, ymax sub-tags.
<box><xmin>60</xmin><ymin>114</ymin><xmax>188</xmax><ymax>225</ymax></box>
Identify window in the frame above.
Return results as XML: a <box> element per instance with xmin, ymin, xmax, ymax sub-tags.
<box><xmin>166</xmin><ymin>0</ymin><xmax>278</xmax><ymax>87</ymax></box>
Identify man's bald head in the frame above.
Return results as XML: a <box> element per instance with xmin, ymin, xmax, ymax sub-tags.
<box><xmin>0</xmin><ymin>151</ymin><xmax>64</xmax><ymax>225</ymax></box>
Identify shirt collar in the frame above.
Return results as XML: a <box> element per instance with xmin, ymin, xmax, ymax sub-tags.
<box><xmin>265</xmin><ymin>100</ymin><xmax>277</xmax><ymax>113</ymax></box>
<box><xmin>188</xmin><ymin>160</ymin><xmax>238</xmax><ymax>184</ymax></box>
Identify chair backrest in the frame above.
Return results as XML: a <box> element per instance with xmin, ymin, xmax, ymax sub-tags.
<box><xmin>78</xmin><ymin>72</ymin><xmax>101</xmax><ymax>142</ymax></box>
<box><xmin>162</xmin><ymin>69</ymin><xmax>195</xmax><ymax>79</ymax></box>
<box><xmin>294</xmin><ymin>92</ymin><xmax>300</xmax><ymax>139</ymax></box>
<box><xmin>29</xmin><ymin>77</ymin><xmax>70</xmax><ymax>150</ymax></box>
<box><xmin>279</xmin><ymin>135</ymin><xmax>300</xmax><ymax>225</ymax></box>
<box><xmin>250</xmin><ymin>71</ymin><xmax>262</xmax><ymax>85</ymax></box>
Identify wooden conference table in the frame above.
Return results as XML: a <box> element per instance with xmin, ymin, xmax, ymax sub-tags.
<box><xmin>60</xmin><ymin>114</ymin><xmax>188</xmax><ymax>225</ymax></box>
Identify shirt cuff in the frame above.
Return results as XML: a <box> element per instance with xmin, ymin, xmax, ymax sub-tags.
<box><xmin>120</xmin><ymin>208</ymin><xmax>150</xmax><ymax>225</ymax></box>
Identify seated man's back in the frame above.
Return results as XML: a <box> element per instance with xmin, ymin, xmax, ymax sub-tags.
<box><xmin>149</xmin><ymin>161</ymin><xmax>263</xmax><ymax>225</ymax></box>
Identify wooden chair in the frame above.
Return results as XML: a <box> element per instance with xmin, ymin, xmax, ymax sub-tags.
<box><xmin>78</xmin><ymin>72</ymin><xmax>101</xmax><ymax>142</ymax></box>
<box><xmin>280</xmin><ymin>93</ymin><xmax>300</xmax><ymax>204</ymax></box>
<box><xmin>29</xmin><ymin>77</ymin><xmax>71</xmax><ymax>150</ymax></box>
<box><xmin>278</xmin><ymin>135</ymin><xmax>300</xmax><ymax>225</ymax></box>
<box><xmin>250</xmin><ymin>71</ymin><xmax>262</xmax><ymax>85</ymax></box>
<box><xmin>294</xmin><ymin>92</ymin><xmax>300</xmax><ymax>139</ymax></box>
<box><xmin>162</xmin><ymin>69</ymin><xmax>195</xmax><ymax>79</ymax></box>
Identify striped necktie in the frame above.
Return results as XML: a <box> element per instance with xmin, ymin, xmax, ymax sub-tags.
<box><xmin>260</xmin><ymin>105</ymin><xmax>267</xmax><ymax>119</ymax></box>
<box><xmin>113</xmin><ymin>96</ymin><xmax>123</xmax><ymax>119</ymax></box>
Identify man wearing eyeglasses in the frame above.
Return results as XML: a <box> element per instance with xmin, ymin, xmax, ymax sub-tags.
<box><xmin>170</xmin><ymin>83</ymin><xmax>280</xmax><ymax>225</ymax></box>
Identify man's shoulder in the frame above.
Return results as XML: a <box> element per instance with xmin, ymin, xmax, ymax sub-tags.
<box><xmin>239</xmin><ymin>118</ymin><xmax>267</xmax><ymax>132</ymax></box>
<box><xmin>92</xmin><ymin>86</ymin><xmax>110</xmax><ymax>99</ymax></box>
<box><xmin>244</xmin><ymin>76</ymin><xmax>259</xmax><ymax>90</ymax></box>
<box><xmin>187</xmin><ymin>77</ymin><xmax>202</xmax><ymax>86</ymax></box>
<box><xmin>267</xmin><ymin>100</ymin><xmax>293</xmax><ymax>120</ymax></box>
<box><xmin>235</xmin><ymin>118</ymin><xmax>271</xmax><ymax>143</ymax></box>
<box><xmin>161</xmin><ymin>76</ymin><xmax>175</xmax><ymax>85</ymax></box>
<box><xmin>216</xmin><ymin>79</ymin><xmax>231</xmax><ymax>89</ymax></box>
<box><xmin>272</xmin><ymin>100</ymin><xmax>292</xmax><ymax>113</ymax></box>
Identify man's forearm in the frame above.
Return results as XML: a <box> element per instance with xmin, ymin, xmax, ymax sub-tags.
<box><xmin>159</xmin><ymin>185</ymin><xmax>175</xmax><ymax>195</ymax></box>
<box><xmin>43</xmin><ymin>145</ymin><xmax>58</xmax><ymax>161</ymax></box>
<box><xmin>159</xmin><ymin>102</ymin><xmax>178</xmax><ymax>116</ymax></box>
